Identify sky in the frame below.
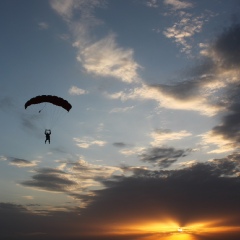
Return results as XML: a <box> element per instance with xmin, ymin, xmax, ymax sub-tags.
<box><xmin>1</xmin><ymin>0</ymin><xmax>240</xmax><ymax>239</ymax></box>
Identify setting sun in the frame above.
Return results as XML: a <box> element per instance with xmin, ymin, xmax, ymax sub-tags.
<box><xmin>104</xmin><ymin>218</ymin><xmax>240</xmax><ymax>240</ymax></box>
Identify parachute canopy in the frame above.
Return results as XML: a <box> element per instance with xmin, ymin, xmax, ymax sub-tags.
<box><xmin>24</xmin><ymin>95</ymin><xmax>72</xmax><ymax>130</ymax></box>
<box><xmin>25</xmin><ymin>95</ymin><xmax>72</xmax><ymax>112</ymax></box>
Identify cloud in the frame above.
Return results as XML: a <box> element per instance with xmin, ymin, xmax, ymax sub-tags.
<box><xmin>139</xmin><ymin>146</ymin><xmax>191</xmax><ymax>168</ymax></box>
<box><xmin>110</xmin><ymin>106</ymin><xmax>134</xmax><ymax>113</ymax></box>
<box><xmin>2</xmin><ymin>157</ymin><xmax>240</xmax><ymax>239</ymax></box>
<box><xmin>9</xmin><ymin>158</ymin><xmax>39</xmax><ymax>168</ymax></box>
<box><xmin>113</xmin><ymin>142</ymin><xmax>129</xmax><ymax>148</ymax></box>
<box><xmin>163</xmin><ymin>11</ymin><xmax>212</xmax><ymax>54</ymax></box>
<box><xmin>106</xmin><ymin>83</ymin><xmax>221</xmax><ymax>116</ymax></box>
<box><xmin>146</xmin><ymin>0</ymin><xmax>158</xmax><ymax>8</ymax></box>
<box><xmin>69</xmin><ymin>159</ymin><xmax>121</xmax><ymax>183</ymax></box>
<box><xmin>50</xmin><ymin>0</ymin><xmax>74</xmax><ymax>18</ymax></box>
<box><xmin>195</xmin><ymin>24</ymin><xmax>240</xmax><ymax>152</ymax></box>
<box><xmin>20</xmin><ymin>159</ymin><xmax>122</xmax><ymax>205</ymax></box>
<box><xmin>73</xmin><ymin>158</ymin><xmax>240</xmax><ymax>238</ymax></box>
<box><xmin>163</xmin><ymin>0</ymin><xmax>193</xmax><ymax>10</ymax></box>
<box><xmin>38</xmin><ymin>22</ymin><xmax>49</xmax><ymax>30</ymax></box>
<box><xmin>0</xmin><ymin>156</ymin><xmax>7</xmax><ymax>161</ymax></box>
<box><xmin>50</xmin><ymin>0</ymin><xmax>141</xmax><ymax>84</ymax></box>
<box><xmin>119</xmin><ymin>146</ymin><xmax>145</xmax><ymax>156</ymax></box>
<box><xmin>201</xmin><ymin>103</ymin><xmax>240</xmax><ymax>153</ymax></box>
<box><xmin>74</xmin><ymin>34</ymin><xmax>141</xmax><ymax>83</ymax></box>
<box><xmin>106</xmin><ymin>23</ymin><xmax>240</xmax><ymax>120</ymax></box>
<box><xmin>73</xmin><ymin>137</ymin><xmax>107</xmax><ymax>148</ymax></box>
<box><xmin>150</xmin><ymin>129</ymin><xmax>192</xmax><ymax>146</ymax></box>
<box><xmin>68</xmin><ymin>86</ymin><xmax>88</xmax><ymax>95</ymax></box>
<box><xmin>211</xmin><ymin>24</ymin><xmax>240</xmax><ymax>69</ymax></box>
<box><xmin>21</xmin><ymin>168</ymin><xmax>76</xmax><ymax>192</ymax></box>
<box><xmin>200</xmin><ymin>130</ymin><xmax>236</xmax><ymax>154</ymax></box>
<box><xmin>50</xmin><ymin>0</ymin><xmax>104</xmax><ymax>20</ymax></box>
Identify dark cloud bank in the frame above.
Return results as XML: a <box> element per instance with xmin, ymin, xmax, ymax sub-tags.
<box><xmin>1</xmin><ymin>156</ymin><xmax>240</xmax><ymax>240</ymax></box>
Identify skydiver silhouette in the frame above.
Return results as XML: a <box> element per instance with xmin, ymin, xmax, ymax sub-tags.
<box><xmin>45</xmin><ymin>129</ymin><xmax>51</xmax><ymax>144</ymax></box>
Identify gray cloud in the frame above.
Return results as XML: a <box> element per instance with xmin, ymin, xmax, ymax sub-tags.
<box><xmin>9</xmin><ymin>158</ymin><xmax>38</xmax><ymax>168</ymax></box>
<box><xmin>139</xmin><ymin>146</ymin><xmax>190</xmax><ymax>168</ymax></box>
<box><xmin>113</xmin><ymin>142</ymin><xmax>129</xmax><ymax>148</ymax></box>
<box><xmin>21</xmin><ymin>168</ymin><xmax>76</xmax><ymax>192</ymax></box>
<box><xmin>212</xmin><ymin>24</ymin><xmax>240</xmax><ymax>69</ymax></box>
<box><xmin>81</xmin><ymin>157</ymin><xmax>240</xmax><ymax>228</ymax></box>
<box><xmin>212</xmin><ymin>106</ymin><xmax>240</xmax><ymax>142</ymax></box>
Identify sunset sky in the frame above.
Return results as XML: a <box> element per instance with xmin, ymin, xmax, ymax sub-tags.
<box><xmin>1</xmin><ymin>0</ymin><xmax>240</xmax><ymax>239</ymax></box>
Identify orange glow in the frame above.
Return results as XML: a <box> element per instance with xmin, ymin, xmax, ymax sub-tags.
<box><xmin>131</xmin><ymin>219</ymin><xmax>180</xmax><ymax>233</ymax></box>
<box><xmin>97</xmin><ymin>217</ymin><xmax>240</xmax><ymax>240</ymax></box>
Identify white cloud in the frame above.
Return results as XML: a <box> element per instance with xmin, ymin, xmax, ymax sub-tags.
<box><xmin>163</xmin><ymin>12</ymin><xmax>206</xmax><ymax>54</ymax></box>
<box><xmin>50</xmin><ymin>0</ymin><xmax>105</xmax><ymax>19</ymax></box>
<box><xmin>200</xmin><ymin>131</ymin><xmax>236</xmax><ymax>154</ymax></box>
<box><xmin>120</xmin><ymin>147</ymin><xmax>145</xmax><ymax>156</ymax></box>
<box><xmin>51</xmin><ymin>0</ymin><xmax>141</xmax><ymax>84</ymax></box>
<box><xmin>73</xmin><ymin>137</ymin><xmax>107</xmax><ymax>148</ymax></box>
<box><xmin>105</xmin><ymin>84</ymin><xmax>221</xmax><ymax>116</ymax></box>
<box><xmin>50</xmin><ymin>0</ymin><xmax>78</xmax><ymax>19</ymax></box>
<box><xmin>75</xmin><ymin>34</ymin><xmax>141</xmax><ymax>83</ymax></box>
<box><xmin>150</xmin><ymin>129</ymin><xmax>192</xmax><ymax>146</ymax></box>
<box><xmin>164</xmin><ymin>0</ymin><xmax>193</xmax><ymax>10</ymax></box>
<box><xmin>69</xmin><ymin>86</ymin><xmax>88</xmax><ymax>95</ymax></box>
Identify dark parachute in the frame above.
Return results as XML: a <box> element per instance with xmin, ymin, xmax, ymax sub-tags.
<box><xmin>24</xmin><ymin>95</ymin><xmax>72</xmax><ymax>130</ymax></box>
<box><xmin>25</xmin><ymin>95</ymin><xmax>72</xmax><ymax>112</ymax></box>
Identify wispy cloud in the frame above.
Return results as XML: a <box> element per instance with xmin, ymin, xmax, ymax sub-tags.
<box><xmin>150</xmin><ymin>128</ymin><xmax>192</xmax><ymax>146</ymax></box>
<box><xmin>68</xmin><ymin>86</ymin><xmax>88</xmax><ymax>95</ymax></box>
<box><xmin>110</xmin><ymin>106</ymin><xmax>134</xmax><ymax>113</ymax></box>
<box><xmin>9</xmin><ymin>157</ymin><xmax>39</xmax><ymax>168</ymax></box>
<box><xmin>0</xmin><ymin>156</ymin><xmax>7</xmax><ymax>161</ymax></box>
<box><xmin>146</xmin><ymin>0</ymin><xmax>158</xmax><ymax>8</ymax></box>
<box><xmin>164</xmin><ymin>0</ymin><xmax>193</xmax><ymax>10</ymax></box>
<box><xmin>73</xmin><ymin>137</ymin><xmax>106</xmax><ymax>148</ymax></box>
<box><xmin>74</xmin><ymin>34</ymin><xmax>141</xmax><ymax>83</ymax></box>
<box><xmin>119</xmin><ymin>146</ymin><xmax>145</xmax><ymax>156</ymax></box>
<box><xmin>50</xmin><ymin>0</ymin><xmax>141</xmax><ymax>84</ymax></box>
<box><xmin>163</xmin><ymin>12</ymin><xmax>212</xmax><ymax>55</ymax></box>
<box><xmin>38</xmin><ymin>22</ymin><xmax>49</xmax><ymax>30</ymax></box>
<box><xmin>105</xmin><ymin>83</ymin><xmax>221</xmax><ymax>116</ymax></box>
